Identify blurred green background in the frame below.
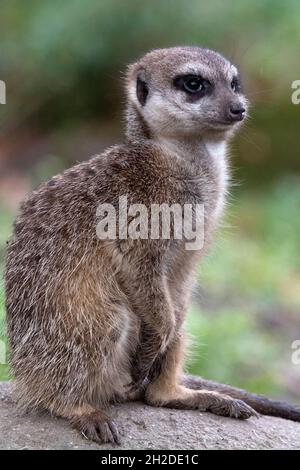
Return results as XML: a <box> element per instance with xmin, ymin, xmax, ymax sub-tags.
<box><xmin>0</xmin><ymin>0</ymin><xmax>299</xmax><ymax>402</ymax></box>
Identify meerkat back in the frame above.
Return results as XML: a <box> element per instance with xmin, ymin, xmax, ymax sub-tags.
<box><xmin>5</xmin><ymin>149</ymin><xmax>138</xmax><ymax>415</ymax></box>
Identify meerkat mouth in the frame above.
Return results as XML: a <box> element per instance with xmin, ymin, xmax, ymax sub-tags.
<box><xmin>213</xmin><ymin>119</ymin><xmax>244</xmax><ymax>129</ymax></box>
<box><xmin>205</xmin><ymin>121</ymin><xmax>237</xmax><ymax>131</ymax></box>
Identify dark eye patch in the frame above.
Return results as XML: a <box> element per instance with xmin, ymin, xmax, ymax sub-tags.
<box><xmin>173</xmin><ymin>74</ymin><xmax>212</xmax><ymax>99</ymax></box>
<box><xmin>136</xmin><ymin>75</ymin><xmax>149</xmax><ymax>106</ymax></box>
<box><xmin>231</xmin><ymin>76</ymin><xmax>242</xmax><ymax>93</ymax></box>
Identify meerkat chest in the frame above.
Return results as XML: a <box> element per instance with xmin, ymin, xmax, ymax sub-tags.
<box><xmin>203</xmin><ymin>140</ymin><xmax>229</xmax><ymax>220</ymax></box>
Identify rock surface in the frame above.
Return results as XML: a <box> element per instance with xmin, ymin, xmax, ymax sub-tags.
<box><xmin>0</xmin><ymin>382</ymin><xmax>299</xmax><ymax>450</ymax></box>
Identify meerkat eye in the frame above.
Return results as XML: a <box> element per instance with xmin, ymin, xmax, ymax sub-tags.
<box><xmin>174</xmin><ymin>75</ymin><xmax>211</xmax><ymax>96</ymax></box>
<box><xmin>231</xmin><ymin>77</ymin><xmax>242</xmax><ymax>93</ymax></box>
<box><xmin>183</xmin><ymin>76</ymin><xmax>204</xmax><ymax>93</ymax></box>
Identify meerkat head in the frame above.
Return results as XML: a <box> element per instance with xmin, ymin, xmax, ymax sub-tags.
<box><xmin>126</xmin><ymin>46</ymin><xmax>248</xmax><ymax>140</ymax></box>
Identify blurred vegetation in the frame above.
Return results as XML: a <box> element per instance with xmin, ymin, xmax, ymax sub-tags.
<box><xmin>187</xmin><ymin>178</ymin><xmax>300</xmax><ymax>397</ymax></box>
<box><xmin>0</xmin><ymin>0</ymin><xmax>300</xmax><ymax>183</ymax></box>
<box><xmin>0</xmin><ymin>208</ymin><xmax>13</xmax><ymax>381</ymax></box>
<box><xmin>0</xmin><ymin>1</ymin><xmax>299</xmax><ymax>399</ymax></box>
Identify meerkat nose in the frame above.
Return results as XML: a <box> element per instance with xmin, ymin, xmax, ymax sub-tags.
<box><xmin>228</xmin><ymin>103</ymin><xmax>245</xmax><ymax>122</ymax></box>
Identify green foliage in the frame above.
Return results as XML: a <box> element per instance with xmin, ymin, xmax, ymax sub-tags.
<box><xmin>1</xmin><ymin>0</ymin><xmax>300</xmax><ymax>129</ymax></box>
<box><xmin>0</xmin><ymin>208</ymin><xmax>13</xmax><ymax>381</ymax></box>
<box><xmin>186</xmin><ymin>307</ymin><xmax>282</xmax><ymax>395</ymax></box>
<box><xmin>201</xmin><ymin>178</ymin><xmax>300</xmax><ymax>306</ymax></box>
<box><xmin>185</xmin><ymin>177</ymin><xmax>300</xmax><ymax>397</ymax></box>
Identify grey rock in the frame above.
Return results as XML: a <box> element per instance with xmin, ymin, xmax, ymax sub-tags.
<box><xmin>0</xmin><ymin>382</ymin><xmax>299</xmax><ymax>450</ymax></box>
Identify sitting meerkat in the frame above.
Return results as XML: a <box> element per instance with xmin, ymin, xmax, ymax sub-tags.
<box><xmin>5</xmin><ymin>47</ymin><xmax>300</xmax><ymax>445</ymax></box>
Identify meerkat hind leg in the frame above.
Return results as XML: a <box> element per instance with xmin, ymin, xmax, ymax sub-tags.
<box><xmin>145</xmin><ymin>339</ymin><xmax>258</xmax><ymax>420</ymax></box>
<box><xmin>146</xmin><ymin>384</ymin><xmax>257</xmax><ymax>420</ymax></box>
<box><xmin>63</xmin><ymin>404</ymin><xmax>120</xmax><ymax>445</ymax></box>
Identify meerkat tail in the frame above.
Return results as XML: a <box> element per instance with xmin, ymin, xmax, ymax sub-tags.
<box><xmin>182</xmin><ymin>374</ymin><xmax>300</xmax><ymax>422</ymax></box>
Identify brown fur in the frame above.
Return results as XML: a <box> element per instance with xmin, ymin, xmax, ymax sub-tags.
<box><xmin>5</xmin><ymin>47</ymin><xmax>300</xmax><ymax>445</ymax></box>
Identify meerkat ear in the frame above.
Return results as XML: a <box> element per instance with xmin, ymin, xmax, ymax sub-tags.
<box><xmin>136</xmin><ymin>70</ymin><xmax>149</xmax><ymax>106</ymax></box>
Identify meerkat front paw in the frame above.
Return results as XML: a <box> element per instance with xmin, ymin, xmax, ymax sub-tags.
<box><xmin>126</xmin><ymin>356</ymin><xmax>151</xmax><ymax>394</ymax></box>
<box><xmin>71</xmin><ymin>410</ymin><xmax>121</xmax><ymax>445</ymax></box>
<box><xmin>125</xmin><ymin>377</ymin><xmax>150</xmax><ymax>396</ymax></box>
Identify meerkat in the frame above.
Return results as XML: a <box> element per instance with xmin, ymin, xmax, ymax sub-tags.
<box><xmin>5</xmin><ymin>47</ymin><xmax>300</xmax><ymax>446</ymax></box>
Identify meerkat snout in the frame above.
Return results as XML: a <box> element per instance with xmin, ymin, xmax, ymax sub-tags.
<box><xmin>126</xmin><ymin>46</ymin><xmax>248</xmax><ymax>140</ymax></box>
<box><xmin>227</xmin><ymin>102</ymin><xmax>246</xmax><ymax>122</ymax></box>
